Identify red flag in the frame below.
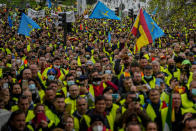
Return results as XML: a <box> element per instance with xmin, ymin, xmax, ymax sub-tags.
<box><xmin>80</xmin><ymin>24</ymin><xmax>83</xmax><ymax>30</ymax></box>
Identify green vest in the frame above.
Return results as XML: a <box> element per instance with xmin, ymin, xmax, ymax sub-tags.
<box><xmin>187</xmin><ymin>72</ymin><xmax>193</xmax><ymax>89</ymax></box>
<box><xmin>142</xmin><ymin>77</ymin><xmax>156</xmax><ymax>89</ymax></box>
<box><xmin>107</xmin><ymin>104</ymin><xmax>119</xmax><ymax>131</ymax></box>
<box><xmin>163</xmin><ymin>68</ymin><xmax>181</xmax><ymax>86</ymax></box>
<box><xmin>89</xmin><ymin>84</ymin><xmax>95</xmax><ymax>97</ymax></box>
<box><xmin>45</xmin><ymin>108</ymin><xmax>60</xmax><ymax>126</ymax></box>
<box><xmin>145</xmin><ymin>103</ymin><xmax>168</xmax><ymax>130</ymax></box>
<box><xmin>74</xmin><ymin>116</ymin><xmax>80</xmax><ymax>131</ymax></box>
<box><xmin>65</xmin><ymin>97</ymin><xmax>77</xmax><ymax>114</ymax></box>
<box><xmin>181</xmin><ymin>107</ymin><xmax>196</xmax><ymax>115</ymax></box>
<box><xmin>160</xmin><ymin>92</ymin><xmax>169</xmax><ymax>104</ymax></box>
<box><xmin>181</xmin><ymin>93</ymin><xmax>196</xmax><ymax>109</ymax></box>
<box><xmin>82</xmin><ymin>115</ymin><xmax>91</xmax><ymax>128</ymax></box>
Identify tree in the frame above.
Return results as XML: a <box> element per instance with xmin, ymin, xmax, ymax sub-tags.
<box><xmin>147</xmin><ymin>0</ymin><xmax>196</xmax><ymax>29</ymax></box>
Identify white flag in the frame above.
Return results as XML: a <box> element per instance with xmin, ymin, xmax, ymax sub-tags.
<box><xmin>28</xmin><ymin>8</ymin><xmax>45</xmax><ymax>18</ymax></box>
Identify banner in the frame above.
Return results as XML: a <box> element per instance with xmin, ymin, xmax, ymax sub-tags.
<box><xmin>51</xmin><ymin>12</ymin><xmax>58</xmax><ymax>17</ymax></box>
<box><xmin>28</xmin><ymin>8</ymin><xmax>45</xmax><ymax>18</ymax></box>
<box><xmin>66</xmin><ymin>11</ymin><xmax>75</xmax><ymax>22</ymax></box>
<box><xmin>77</xmin><ymin>0</ymin><xmax>86</xmax><ymax>16</ymax></box>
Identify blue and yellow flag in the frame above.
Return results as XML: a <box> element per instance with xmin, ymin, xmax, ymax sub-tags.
<box><xmin>143</xmin><ymin>10</ymin><xmax>164</xmax><ymax>41</ymax></box>
<box><xmin>89</xmin><ymin>1</ymin><xmax>120</xmax><ymax>20</ymax></box>
<box><xmin>18</xmin><ymin>13</ymin><xmax>41</xmax><ymax>36</ymax></box>
<box><xmin>131</xmin><ymin>9</ymin><xmax>164</xmax><ymax>53</ymax></box>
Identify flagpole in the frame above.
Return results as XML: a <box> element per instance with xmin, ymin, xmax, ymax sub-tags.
<box><xmin>63</xmin><ymin>16</ymin><xmax>67</xmax><ymax>46</ymax></box>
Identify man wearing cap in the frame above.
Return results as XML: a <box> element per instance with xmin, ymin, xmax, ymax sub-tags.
<box><xmin>42</xmin><ymin>57</ymin><xmax>67</xmax><ymax>81</ymax></box>
<box><xmin>78</xmin><ymin>75</ymin><xmax>94</xmax><ymax>108</ymax></box>
<box><xmin>46</xmin><ymin>68</ymin><xmax>58</xmax><ymax>81</ymax></box>
<box><xmin>180</xmin><ymin>60</ymin><xmax>192</xmax><ymax>88</ymax></box>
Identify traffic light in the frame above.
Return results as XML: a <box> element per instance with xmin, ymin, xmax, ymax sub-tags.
<box><xmin>115</xmin><ymin>7</ymin><xmax>119</xmax><ymax>16</ymax></box>
<box><xmin>128</xmin><ymin>9</ymin><xmax>133</xmax><ymax>18</ymax></box>
<box><xmin>58</xmin><ymin>12</ymin><xmax>66</xmax><ymax>27</ymax></box>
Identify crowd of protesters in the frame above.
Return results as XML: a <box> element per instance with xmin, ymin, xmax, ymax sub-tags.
<box><xmin>0</xmin><ymin>4</ymin><xmax>196</xmax><ymax>131</ymax></box>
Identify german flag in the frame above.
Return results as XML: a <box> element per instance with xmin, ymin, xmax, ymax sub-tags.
<box><xmin>131</xmin><ymin>8</ymin><xmax>164</xmax><ymax>53</ymax></box>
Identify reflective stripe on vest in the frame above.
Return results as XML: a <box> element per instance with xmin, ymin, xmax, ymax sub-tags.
<box><xmin>107</xmin><ymin>104</ymin><xmax>119</xmax><ymax>131</ymax></box>
<box><xmin>74</xmin><ymin>117</ymin><xmax>80</xmax><ymax>131</ymax></box>
<box><xmin>45</xmin><ymin>109</ymin><xmax>60</xmax><ymax>126</ymax></box>
<box><xmin>142</xmin><ymin>77</ymin><xmax>156</xmax><ymax>89</ymax></box>
<box><xmin>146</xmin><ymin>103</ymin><xmax>168</xmax><ymax>130</ymax></box>
<box><xmin>181</xmin><ymin>93</ymin><xmax>195</xmax><ymax>109</ymax></box>
<box><xmin>65</xmin><ymin>97</ymin><xmax>77</xmax><ymax>114</ymax></box>
<box><xmin>83</xmin><ymin>115</ymin><xmax>91</xmax><ymax>128</ymax></box>
<box><xmin>89</xmin><ymin>84</ymin><xmax>95</xmax><ymax>97</ymax></box>
<box><xmin>164</xmin><ymin>68</ymin><xmax>181</xmax><ymax>86</ymax></box>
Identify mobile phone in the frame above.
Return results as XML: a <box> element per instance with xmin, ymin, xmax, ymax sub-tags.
<box><xmin>37</xmin><ymin>112</ymin><xmax>47</xmax><ymax>124</ymax></box>
<box><xmin>65</xmin><ymin>103</ymin><xmax>72</xmax><ymax>114</ymax></box>
<box><xmin>22</xmin><ymin>80</ymin><xmax>28</xmax><ymax>89</ymax></box>
<box><xmin>112</xmin><ymin>94</ymin><xmax>119</xmax><ymax>100</ymax></box>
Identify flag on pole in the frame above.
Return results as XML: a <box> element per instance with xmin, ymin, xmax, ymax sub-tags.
<box><xmin>108</xmin><ymin>32</ymin><xmax>111</xmax><ymax>43</ymax></box>
<box><xmin>89</xmin><ymin>1</ymin><xmax>120</xmax><ymax>20</ymax></box>
<box><xmin>18</xmin><ymin>13</ymin><xmax>41</xmax><ymax>36</ymax></box>
<box><xmin>8</xmin><ymin>16</ymin><xmax>13</xmax><ymax>27</ymax></box>
<box><xmin>131</xmin><ymin>8</ymin><xmax>164</xmax><ymax>53</ymax></box>
<box><xmin>47</xmin><ymin>0</ymin><xmax>52</xmax><ymax>8</ymax></box>
<box><xmin>163</xmin><ymin>93</ymin><xmax>175</xmax><ymax>131</ymax></box>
